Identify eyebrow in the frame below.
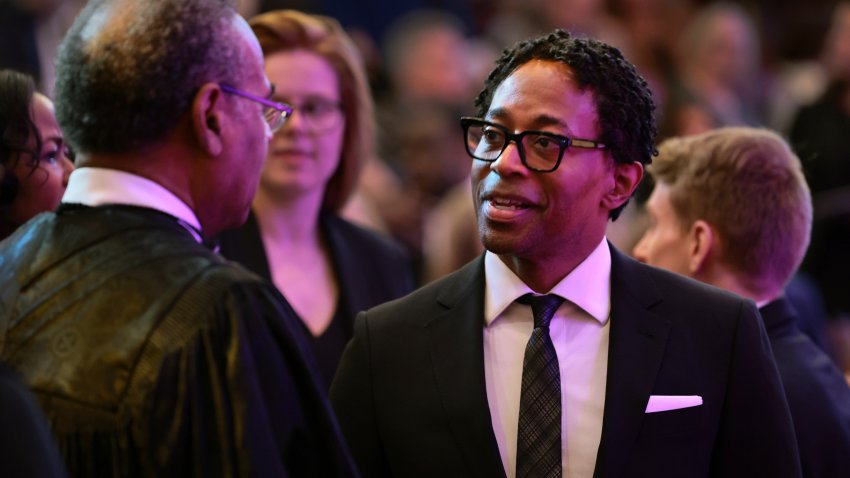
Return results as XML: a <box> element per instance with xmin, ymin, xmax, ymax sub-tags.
<box><xmin>486</xmin><ymin>107</ymin><xmax>570</xmax><ymax>132</ymax></box>
<box><xmin>40</xmin><ymin>136</ymin><xmax>63</xmax><ymax>148</ymax></box>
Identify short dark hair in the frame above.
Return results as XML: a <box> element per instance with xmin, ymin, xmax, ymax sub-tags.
<box><xmin>474</xmin><ymin>30</ymin><xmax>657</xmax><ymax>219</ymax></box>
<box><xmin>0</xmin><ymin>69</ymin><xmax>38</xmax><ymax>205</ymax></box>
<box><xmin>54</xmin><ymin>0</ymin><xmax>242</xmax><ymax>155</ymax></box>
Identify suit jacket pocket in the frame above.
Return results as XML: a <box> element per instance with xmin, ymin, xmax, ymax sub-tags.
<box><xmin>630</xmin><ymin>403</ymin><xmax>714</xmax><ymax>476</ymax></box>
<box><xmin>637</xmin><ymin>403</ymin><xmax>709</xmax><ymax>441</ymax></box>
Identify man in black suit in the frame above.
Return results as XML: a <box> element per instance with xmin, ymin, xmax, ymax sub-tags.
<box><xmin>634</xmin><ymin>127</ymin><xmax>850</xmax><ymax>477</ymax></box>
<box><xmin>331</xmin><ymin>30</ymin><xmax>801</xmax><ymax>477</ymax></box>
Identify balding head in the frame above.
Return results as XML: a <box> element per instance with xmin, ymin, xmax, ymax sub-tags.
<box><xmin>55</xmin><ymin>0</ymin><xmax>246</xmax><ymax>155</ymax></box>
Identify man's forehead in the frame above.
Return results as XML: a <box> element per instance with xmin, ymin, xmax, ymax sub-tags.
<box><xmin>230</xmin><ymin>14</ymin><xmax>268</xmax><ymax>87</ymax></box>
<box><xmin>486</xmin><ymin>107</ymin><xmax>568</xmax><ymax>130</ymax></box>
<box><xmin>486</xmin><ymin>60</ymin><xmax>600</xmax><ymax>133</ymax></box>
<box><xmin>232</xmin><ymin>13</ymin><xmax>261</xmax><ymax>51</ymax></box>
<box><xmin>649</xmin><ymin>182</ymin><xmax>677</xmax><ymax>214</ymax></box>
<box><xmin>492</xmin><ymin>61</ymin><xmax>590</xmax><ymax>101</ymax></box>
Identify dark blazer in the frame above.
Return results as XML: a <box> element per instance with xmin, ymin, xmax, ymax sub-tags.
<box><xmin>0</xmin><ymin>366</ymin><xmax>67</xmax><ymax>478</ymax></box>
<box><xmin>761</xmin><ymin>298</ymin><xmax>850</xmax><ymax>478</ymax></box>
<box><xmin>330</xmin><ymin>245</ymin><xmax>802</xmax><ymax>478</ymax></box>
<box><xmin>219</xmin><ymin>210</ymin><xmax>415</xmax><ymax>329</ymax></box>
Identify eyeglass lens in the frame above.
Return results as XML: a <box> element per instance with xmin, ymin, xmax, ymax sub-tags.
<box><xmin>283</xmin><ymin>98</ymin><xmax>342</xmax><ymax>132</ymax></box>
<box><xmin>263</xmin><ymin>108</ymin><xmax>285</xmax><ymax>132</ymax></box>
<box><xmin>466</xmin><ymin>123</ymin><xmax>562</xmax><ymax>171</ymax></box>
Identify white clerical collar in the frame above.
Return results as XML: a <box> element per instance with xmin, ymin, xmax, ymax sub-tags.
<box><xmin>61</xmin><ymin>167</ymin><xmax>203</xmax><ymax>240</ymax></box>
<box><xmin>484</xmin><ymin>237</ymin><xmax>612</xmax><ymax>326</ymax></box>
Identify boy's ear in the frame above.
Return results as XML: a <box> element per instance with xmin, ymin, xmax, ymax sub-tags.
<box><xmin>688</xmin><ymin>219</ymin><xmax>715</xmax><ymax>274</ymax></box>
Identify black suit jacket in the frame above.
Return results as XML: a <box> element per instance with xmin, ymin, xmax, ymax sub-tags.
<box><xmin>761</xmin><ymin>298</ymin><xmax>850</xmax><ymax>477</ymax></box>
<box><xmin>330</xmin><ymin>245</ymin><xmax>802</xmax><ymax>478</ymax></box>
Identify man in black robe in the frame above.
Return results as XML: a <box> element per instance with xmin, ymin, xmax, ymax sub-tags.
<box><xmin>0</xmin><ymin>0</ymin><xmax>357</xmax><ymax>475</ymax></box>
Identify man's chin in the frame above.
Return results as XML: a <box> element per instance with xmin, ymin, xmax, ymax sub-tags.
<box><xmin>212</xmin><ymin>204</ymin><xmax>252</xmax><ymax>236</ymax></box>
<box><xmin>480</xmin><ymin>232</ymin><xmax>523</xmax><ymax>257</ymax></box>
<box><xmin>233</xmin><ymin>205</ymin><xmax>252</xmax><ymax>228</ymax></box>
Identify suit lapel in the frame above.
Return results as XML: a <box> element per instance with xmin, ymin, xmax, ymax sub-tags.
<box><xmin>594</xmin><ymin>246</ymin><xmax>671</xmax><ymax>478</ymax></box>
<box><xmin>425</xmin><ymin>257</ymin><xmax>507</xmax><ymax>478</ymax></box>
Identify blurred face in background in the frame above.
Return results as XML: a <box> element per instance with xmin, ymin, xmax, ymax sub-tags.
<box><xmin>825</xmin><ymin>4</ymin><xmax>850</xmax><ymax>80</ymax></box>
<box><xmin>693</xmin><ymin>9</ymin><xmax>757</xmax><ymax>88</ymax></box>
<box><xmin>6</xmin><ymin>92</ymin><xmax>74</xmax><ymax>225</ymax></box>
<box><xmin>260</xmin><ymin>49</ymin><xmax>345</xmax><ymax>202</ymax></box>
<box><xmin>397</xmin><ymin>26</ymin><xmax>470</xmax><ymax>105</ymax></box>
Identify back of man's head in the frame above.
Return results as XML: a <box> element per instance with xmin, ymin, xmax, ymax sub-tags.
<box><xmin>54</xmin><ymin>0</ymin><xmax>242</xmax><ymax>156</ymax></box>
<box><xmin>651</xmin><ymin>127</ymin><xmax>812</xmax><ymax>294</ymax></box>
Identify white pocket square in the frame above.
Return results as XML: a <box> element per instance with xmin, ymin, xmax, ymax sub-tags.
<box><xmin>645</xmin><ymin>395</ymin><xmax>703</xmax><ymax>413</ymax></box>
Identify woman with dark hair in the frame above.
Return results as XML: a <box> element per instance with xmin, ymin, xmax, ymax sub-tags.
<box><xmin>219</xmin><ymin>10</ymin><xmax>414</xmax><ymax>388</ymax></box>
<box><xmin>0</xmin><ymin>69</ymin><xmax>74</xmax><ymax>239</ymax></box>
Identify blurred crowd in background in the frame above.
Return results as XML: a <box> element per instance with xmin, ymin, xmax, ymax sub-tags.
<box><xmin>3</xmin><ymin>0</ymin><xmax>850</xmax><ymax>375</ymax></box>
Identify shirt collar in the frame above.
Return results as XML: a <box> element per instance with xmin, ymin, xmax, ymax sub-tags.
<box><xmin>483</xmin><ymin>237</ymin><xmax>612</xmax><ymax>325</ymax></box>
<box><xmin>61</xmin><ymin>167</ymin><xmax>203</xmax><ymax>235</ymax></box>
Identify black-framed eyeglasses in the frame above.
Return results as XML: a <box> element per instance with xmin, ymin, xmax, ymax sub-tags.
<box><xmin>219</xmin><ymin>84</ymin><xmax>293</xmax><ymax>132</ymax></box>
<box><xmin>460</xmin><ymin>117</ymin><xmax>606</xmax><ymax>173</ymax></box>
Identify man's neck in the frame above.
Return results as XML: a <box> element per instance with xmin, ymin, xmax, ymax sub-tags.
<box><xmin>697</xmin><ymin>266</ymin><xmax>781</xmax><ymax>307</ymax></box>
<box><xmin>76</xmin><ymin>142</ymin><xmax>206</xmax><ymax>231</ymax></box>
<box><xmin>80</xmin><ymin>145</ymin><xmax>195</xmax><ymax>209</ymax></box>
<box><xmin>497</xmin><ymin>238</ymin><xmax>604</xmax><ymax>293</ymax></box>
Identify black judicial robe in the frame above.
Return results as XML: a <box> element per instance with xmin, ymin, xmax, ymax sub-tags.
<box><xmin>0</xmin><ymin>365</ymin><xmax>67</xmax><ymax>477</ymax></box>
<box><xmin>0</xmin><ymin>204</ymin><xmax>357</xmax><ymax>477</ymax></box>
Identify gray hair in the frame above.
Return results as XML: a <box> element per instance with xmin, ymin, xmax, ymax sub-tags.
<box><xmin>55</xmin><ymin>0</ymin><xmax>243</xmax><ymax>154</ymax></box>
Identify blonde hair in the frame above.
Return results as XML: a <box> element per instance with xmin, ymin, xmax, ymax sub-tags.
<box><xmin>249</xmin><ymin>10</ymin><xmax>373</xmax><ymax>211</ymax></box>
<box><xmin>650</xmin><ymin>127</ymin><xmax>812</xmax><ymax>293</ymax></box>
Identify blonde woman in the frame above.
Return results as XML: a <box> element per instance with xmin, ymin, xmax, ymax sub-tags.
<box><xmin>219</xmin><ymin>10</ymin><xmax>414</xmax><ymax>388</ymax></box>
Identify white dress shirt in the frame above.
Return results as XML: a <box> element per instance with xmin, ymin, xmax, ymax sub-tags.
<box><xmin>483</xmin><ymin>237</ymin><xmax>612</xmax><ymax>478</ymax></box>
<box><xmin>61</xmin><ymin>167</ymin><xmax>203</xmax><ymax>243</ymax></box>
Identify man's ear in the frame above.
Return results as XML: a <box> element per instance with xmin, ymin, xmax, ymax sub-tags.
<box><xmin>602</xmin><ymin>160</ymin><xmax>644</xmax><ymax>211</ymax></box>
<box><xmin>192</xmin><ymin>83</ymin><xmax>225</xmax><ymax>156</ymax></box>
<box><xmin>688</xmin><ymin>219</ymin><xmax>715</xmax><ymax>274</ymax></box>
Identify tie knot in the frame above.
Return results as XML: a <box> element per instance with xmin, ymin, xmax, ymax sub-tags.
<box><xmin>518</xmin><ymin>293</ymin><xmax>565</xmax><ymax>328</ymax></box>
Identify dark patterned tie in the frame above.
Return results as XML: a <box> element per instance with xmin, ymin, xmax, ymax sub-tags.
<box><xmin>516</xmin><ymin>293</ymin><xmax>565</xmax><ymax>478</ymax></box>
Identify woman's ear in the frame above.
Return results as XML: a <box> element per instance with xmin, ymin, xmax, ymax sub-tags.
<box><xmin>602</xmin><ymin>160</ymin><xmax>644</xmax><ymax>211</ymax></box>
<box><xmin>191</xmin><ymin>83</ymin><xmax>225</xmax><ymax>156</ymax></box>
<box><xmin>688</xmin><ymin>219</ymin><xmax>715</xmax><ymax>274</ymax></box>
